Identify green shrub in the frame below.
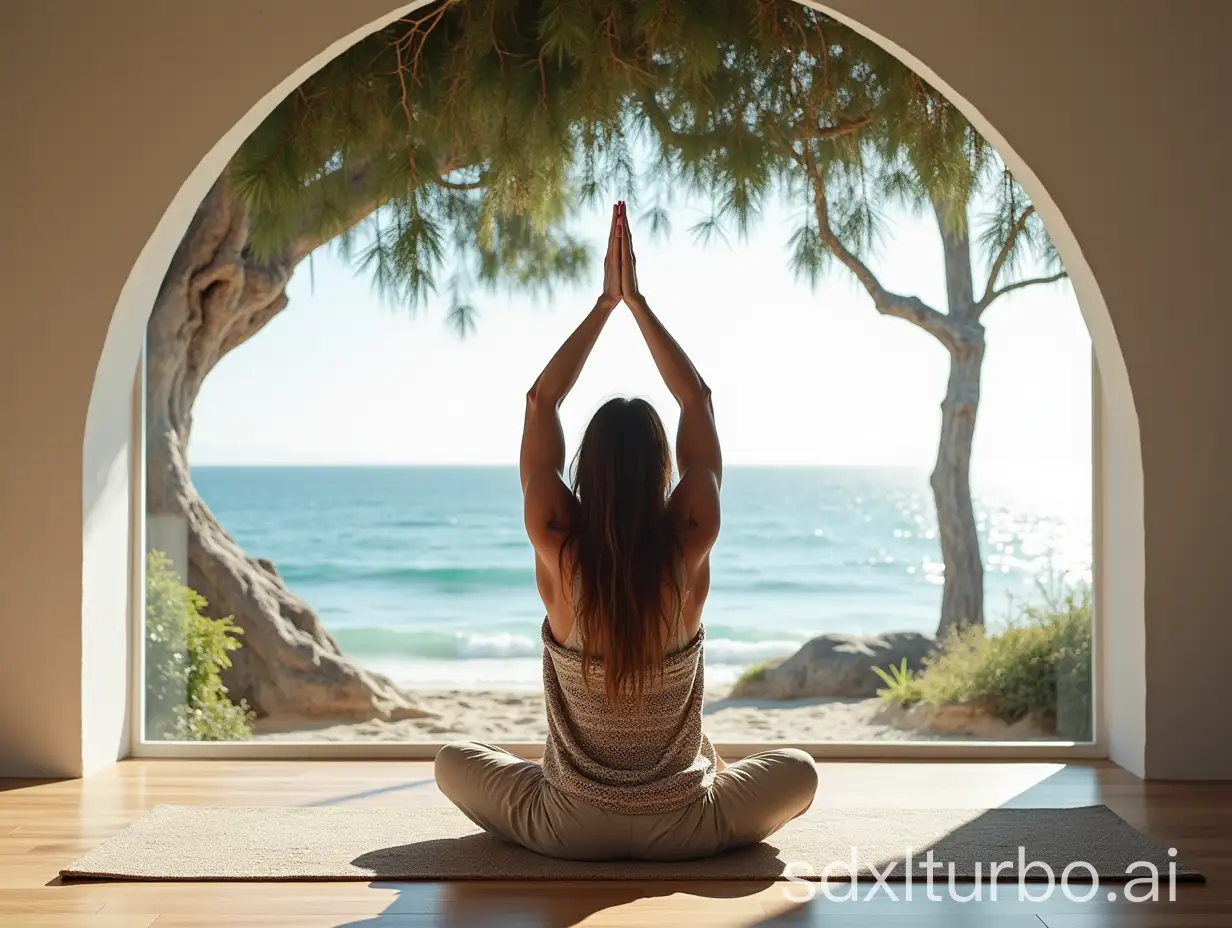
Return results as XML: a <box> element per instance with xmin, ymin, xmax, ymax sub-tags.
<box><xmin>145</xmin><ymin>550</ymin><xmax>253</xmax><ymax>741</ymax></box>
<box><xmin>876</xmin><ymin>584</ymin><xmax>1092</xmax><ymax>740</ymax></box>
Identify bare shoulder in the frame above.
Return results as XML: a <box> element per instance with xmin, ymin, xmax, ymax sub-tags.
<box><xmin>523</xmin><ymin>470</ymin><xmax>575</xmax><ymax>552</ymax></box>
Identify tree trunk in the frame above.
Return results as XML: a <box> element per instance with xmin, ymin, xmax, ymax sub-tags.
<box><xmin>145</xmin><ymin>180</ymin><xmax>428</xmax><ymax>724</ymax></box>
<box><xmin>931</xmin><ymin>203</ymin><xmax>985</xmax><ymax>637</ymax></box>
<box><xmin>931</xmin><ymin>342</ymin><xmax>986</xmax><ymax>637</ymax></box>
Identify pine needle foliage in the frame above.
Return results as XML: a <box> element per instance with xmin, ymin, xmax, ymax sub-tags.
<box><xmin>636</xmin><ymin>0</ymin><xmax>1061</xmax><ymax>296</ymax></box>
<box><xmin>227</xmin><ymin>0</ymin><xmax>1062</xmax><ymax>327</ymax></box>
<box><xmin>231</xmin><ymin>0</ymin><xmax>664</xmax><ymax>328</ymax></box>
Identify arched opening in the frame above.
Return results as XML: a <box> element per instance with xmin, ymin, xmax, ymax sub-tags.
<box><xmin>83</xmin><ymin>0</ymin><xmax>1142</xmax><ymax>768</ymax></box>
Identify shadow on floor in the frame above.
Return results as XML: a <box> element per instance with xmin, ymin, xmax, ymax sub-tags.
<box><xmin>301</xmin><ymin>778</ymin><xmax>438</xmax><ymax>806</ymax></box>
<box><xmin>0</xmin><ymin>778</ymin><xmax>67</xmax><ymax>794</ymax></box>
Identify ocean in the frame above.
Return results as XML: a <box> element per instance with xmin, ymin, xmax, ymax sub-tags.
<box><xmin>192</xmin><ymin>466</ymin><xmax>1091</xmax><ymax>689</ymax></box>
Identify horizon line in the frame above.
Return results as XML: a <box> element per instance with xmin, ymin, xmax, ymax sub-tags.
<box><xmin>189</xmin><ymin>460</ymin><xmax>1090</xmax><ymax>472</ymax></box>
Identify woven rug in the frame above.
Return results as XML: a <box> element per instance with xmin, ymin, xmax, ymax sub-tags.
<box><xmin>61</xmin><ymin>803</ymin><xmax>1203</xmax><ymax>882</ymax></box>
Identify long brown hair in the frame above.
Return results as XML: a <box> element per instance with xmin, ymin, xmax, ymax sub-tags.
<box><xmin>561</xmin><ymin>396</ymin><xmax>685</xmax><ymax>705</ymax></box>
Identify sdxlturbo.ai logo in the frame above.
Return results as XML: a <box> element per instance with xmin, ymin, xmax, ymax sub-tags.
<box><xmin>782</xmin><ymin>846</ymin><xmax>1180</xmax><ymax>904</ymax></box>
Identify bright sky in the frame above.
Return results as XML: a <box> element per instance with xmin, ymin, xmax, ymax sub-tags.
<box><xmin>188</xmin><ymin>184</ymin><xmax>1091</xmax><ymax>481</ymax></box>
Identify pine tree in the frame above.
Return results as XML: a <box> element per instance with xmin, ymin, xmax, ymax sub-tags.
<box><xmin>641</xmin><ymin>2</ymin><xmax>1067</xmax><ymax>634</ymax></box>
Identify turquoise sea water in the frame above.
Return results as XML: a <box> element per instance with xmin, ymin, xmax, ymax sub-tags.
<box><xmin>193</xmin><ymin>465</ymin><xmax>1091</xmax><ymax>688</ymax></box>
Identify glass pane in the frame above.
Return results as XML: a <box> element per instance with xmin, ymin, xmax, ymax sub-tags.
<box><xmin>141</xmin><ymin>4</ymin><xmax>1093</xmax><ymax>747</ymax></box>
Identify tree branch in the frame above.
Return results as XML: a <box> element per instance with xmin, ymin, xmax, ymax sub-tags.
<box><xmin>979</xmin><ymin>204</ymin><xmax>1034</xmax><ymax>309</ymax></box>
<box><xmin>286</xmin><ymin>152</ymin><xmax>474</xmax><ymax>262</ymax></box>
<box><xmin>815</xmin><ymin>115</ymin><xmax>874</xmax><ymax>141</ymax></box>
<box><xmin>635</xmin><ymin>89</ymin><xmax>699</xmax><ymax>151</ymax></box>
<box><xmin>434</xmin><ymin>176</ymin><xmax>484</xmax><ymax>191</ymax></box>
<box><xmin>803</xmin><ymin>155</ymin><xmax>963</xmax><ymax>350</ymax></box>
<box><xmin>287</xmin><ymin>164</ymin><xmax>388</xmax><ymax>264</ymax></box>
<box><xmin>982</xmin><ymin>270</ymin><xmax>1068</xmax><ymax>308</ymax></box>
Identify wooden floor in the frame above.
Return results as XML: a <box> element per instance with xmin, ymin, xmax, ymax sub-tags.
<box><xmin>1</xmin><ymin>759</ymin><xmax>1229</xmax><ymax>927</ymax></box>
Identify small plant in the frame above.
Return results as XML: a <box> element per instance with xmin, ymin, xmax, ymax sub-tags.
<box><xmin>872</xmin><ymin>657</ymin><xmax>923</xmax><ymax>706</ymax></box>
<box><xmin>734</xmin><ymin>657</ymin><xmax>785</xmax><ymax>688</ymax></box>
<box><xmin>145</xmin><ymin>550</ymin><xmax>253</xmax><ymax>741</ymax></box>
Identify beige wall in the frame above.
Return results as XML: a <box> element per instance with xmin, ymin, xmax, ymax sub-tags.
<box><xmin>1</xmin><ymin>0</ymin><xmax>1227</xmax><ymax>777</ymax></box>
<box><xmin>2</xmin><ymin>0</ymin><xmax>413</xmax><ymax>777</ymax></box>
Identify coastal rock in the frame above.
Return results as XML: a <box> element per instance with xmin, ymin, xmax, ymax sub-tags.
<box><xmin>728</xmin><ymin>632</ymin><xmax>935</xmax><ymax>700</ymax></box>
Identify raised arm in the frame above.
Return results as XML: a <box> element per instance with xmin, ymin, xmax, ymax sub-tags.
<box><xmin>520</xmin><ymin>207</ymin><xmax>623</xmax><ymax>581</ymax></box>
<box><xmin>618</xmin><ymin>203</ymin><xmax>722</xmax><ymax>486</ymax></box>
<box><xmin>520</xmin><ymin>299</ymin><xmax>614</xmax><ymax>487</ymax></box>
<box><xmin>520</xmin><ymin>206</ymin><xmax>622</xmax><ymax>492</ymax></box>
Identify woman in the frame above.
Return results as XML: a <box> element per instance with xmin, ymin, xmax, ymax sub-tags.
<box><xmin>435</xmin><ymin>203</ymin><xmax>817</xmax><ymax>861</ymax></box>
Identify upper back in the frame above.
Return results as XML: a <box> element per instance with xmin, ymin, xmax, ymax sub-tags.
<box><xmin>541</xmin><ymin>513</ymin><xmax>708</xmax><ymax>655</ymax></box>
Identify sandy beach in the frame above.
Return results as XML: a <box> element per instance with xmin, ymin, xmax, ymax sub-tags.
<box><xmin>253</xmin><ymin>686</ymin><xmax>1050</xmax><ymax>744</ymax></box>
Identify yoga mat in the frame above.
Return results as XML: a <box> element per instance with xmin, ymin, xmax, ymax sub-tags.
<box><xmin>61</xmin><ymin>803</ymin><xmax>1203</xmax><ymax>883</ymax></box>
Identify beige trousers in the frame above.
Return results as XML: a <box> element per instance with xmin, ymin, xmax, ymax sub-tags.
<box><xmin>434</xmin><ymin>741</ymin><xmax>818</xmax><ymax>861</ymax></box>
